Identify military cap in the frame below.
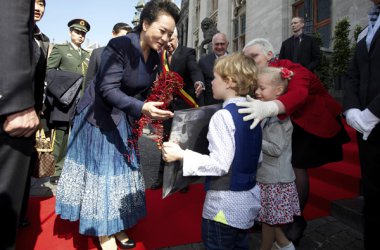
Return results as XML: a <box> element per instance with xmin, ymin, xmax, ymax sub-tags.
<box><xmin>67</xmin><ymin>19</ymin><xmax>90</xmax><ymax>33</ymax></box>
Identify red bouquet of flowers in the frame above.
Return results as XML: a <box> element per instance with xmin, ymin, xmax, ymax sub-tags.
<box><xmin>133</xmin><ymin>70</ymin><xmax>184</xmax><ymax>148</ymax></box>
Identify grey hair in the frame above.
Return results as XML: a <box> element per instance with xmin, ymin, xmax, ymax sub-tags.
<box><xmin>243</xmin><ymin>38</ymin><xmax>275</xmax><ymax>56</ymax></box>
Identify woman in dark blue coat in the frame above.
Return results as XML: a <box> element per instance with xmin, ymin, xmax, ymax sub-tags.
<box><xmin>55</xmin><ymin>1</ymin><xmax>180</xmax><ymax>248</ymax></box>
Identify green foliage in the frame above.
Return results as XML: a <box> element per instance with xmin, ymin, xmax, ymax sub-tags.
<box><xmin>314</xmin><ymin>32</ymin><xmax>332</xmax><ymax>89</ymax></box>
<box><xmin>350</xmin><ymin>24</ymin><xmax>363</xmax><ymax>56</ymax></box>
<box><xmin>331</xmin><ymin>17</ymin><xmax>351</xmax><ymax>77</ymax></box>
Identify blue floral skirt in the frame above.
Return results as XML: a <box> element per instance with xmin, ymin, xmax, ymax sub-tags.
<box><xmin>55</xmin><ymin>106</ymin><xmax>146</xmax><ymax>236</ymax></box>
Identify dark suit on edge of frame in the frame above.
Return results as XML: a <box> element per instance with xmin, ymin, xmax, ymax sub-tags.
<box><xmin>279</xmin><ymin>33</ymin><xmax>321</xmax><ymax>72</ymax></box>
<box><xmin>198</xmin><ymin>52</ymin><xmax>223</xmax><ymax>105</ymax></box>
<box><xmin>343</xmin><ymin>22</ymin><xmax>380</xmax><ymax>249</ymax></box>
<box><xmin>0</xmin><ymin>1</ymin><xmax>35</xmax><ymax>249</ymax></box>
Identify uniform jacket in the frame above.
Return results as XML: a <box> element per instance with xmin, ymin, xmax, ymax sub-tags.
<box><xmin>198</xmin><ymin>52</ymin><xmax>222</xmax><ymax>105</ymax></box>
<box><xmin>271</xmin><ymin>59</ymin><xmax>342</xmax><ymax>138</ymax></box>
<box><xmin>76</xmin><ymin>32</ymin><xmax>160</xmax><ymax>131</ymax></box>
<box><xmin>47</xmin><ymin>42</ymin><xmax>90</xmax><ymax>75</ymax></box>
<box><xmin>279</xmin><ymin>33</ymin><xmax>321</xmax><ymax>72</ymax></box>
<box><xmin>169</xmin><ymin>45</ymin><xmax>204</xmax><ymax>110</ymax></box>
<box><xmin>343</xmin><ymin>26</ymin><xmax>380</xmax><ymax>140</ymax></box>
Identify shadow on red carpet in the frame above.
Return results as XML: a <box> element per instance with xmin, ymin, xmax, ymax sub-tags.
<box><xmin>16</xmin><ymin>185</ymin><xmax>205</xmax><ymax>250</ymax></box>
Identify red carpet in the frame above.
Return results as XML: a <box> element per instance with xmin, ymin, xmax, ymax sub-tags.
<box><xmin>16</xmin><ymin>123</ymin><xmax>361</xmax><ymax>249</ymax></box>
<box><xmin>304</xmin><ymin>122</ymin><xmax>361</xmax><ymax>219</ymax></box>
<box><xmin>16</xmin><ymin>185</ymin><xmax>206</xmax><ymax>250</ymax></box>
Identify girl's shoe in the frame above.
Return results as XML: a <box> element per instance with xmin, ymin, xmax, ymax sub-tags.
<box><xmin>115</xmin><ymin>231</ymin><xmax>136</xmax><ymax>249</ymax></box>
<box><xmin>272</xmin><ymin>242</ymin><xmax>295</xmax><ymax>250</ymax></box>
<box><xmin>98</xmin><ymin>235</ymin><xmax>117</xmax><ymax>250</ymax></box>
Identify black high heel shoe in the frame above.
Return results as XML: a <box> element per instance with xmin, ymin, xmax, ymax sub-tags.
<box><xmin>115</xmin><ymin>232</ymin><xmax>136</xmax><ymax>249</ymax></box>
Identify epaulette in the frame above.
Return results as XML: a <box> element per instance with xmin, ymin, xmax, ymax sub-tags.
<box><xmin>53</xmin><ymin>42</ymin><xmax>69</xmax><ymax>47</ymax></box>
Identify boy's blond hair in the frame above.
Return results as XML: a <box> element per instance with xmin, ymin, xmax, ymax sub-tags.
<box><xmin>258</xmin><ymin>67</ymin><xmax>289</xmax><ymax>91</ymax></box>
<box><xmin>213</xmin><ymin>52</ymin><xmax>258</xmax><ymax>96</ymax></box>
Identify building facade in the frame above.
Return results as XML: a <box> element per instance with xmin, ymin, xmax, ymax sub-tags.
<box><xmin>179</xmin><ymin>0</ymin><xmax>372</xmax><ymax>56</ymax></box>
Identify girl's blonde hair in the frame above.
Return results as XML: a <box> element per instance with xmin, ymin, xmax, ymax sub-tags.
<box><xmin>258</xmin><ymin>67</ymin><xmax>290</xmax><ymax>91</ymax></box>
<box><xmin>213</xmin><ymin>52</ymin><xmax>258</xmax><ymax>96</ymax></box>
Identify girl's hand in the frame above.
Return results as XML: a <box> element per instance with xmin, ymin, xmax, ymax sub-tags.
<box><xmin>142</xmin><ymin>102</ymin><xmax>174</xmax><ymax>120</ymax></box>
<box><xmin>162</xmin><ymin>142</ymin><xmax>184</xmax><ymax>162</ymax></box>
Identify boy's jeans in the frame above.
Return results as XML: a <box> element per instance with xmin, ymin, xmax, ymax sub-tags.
<box><xmin>202</xmin><ymin>218</ymin><xmax>249</xmax><ymax>249</ymax></box>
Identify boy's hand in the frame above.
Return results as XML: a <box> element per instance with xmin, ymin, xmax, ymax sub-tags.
<box><xmin>162</xmin><ymin>142</ymin><xmax>184</xmax><ymax>162</ymax></box>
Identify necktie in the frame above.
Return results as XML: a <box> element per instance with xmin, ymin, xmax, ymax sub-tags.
<box><xmin>369</xmin><ymin>5</ymin><xmax>380</xmax><ymax>28</ymax></box>
<box><xmin>293</xmin><ymin>36</ymin><xmax>300</xmax><ymax>62</ymax></box>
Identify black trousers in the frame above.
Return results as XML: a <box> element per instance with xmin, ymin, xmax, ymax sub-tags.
<box><xmin>0</xmin><ymin>120</ymin><xmax>34</xmax><ymax>250</ymax></box>
<box><xmin>356</xmin><ymin>127</ymin><xmax>380</xmax><ymax>250</ymax></box>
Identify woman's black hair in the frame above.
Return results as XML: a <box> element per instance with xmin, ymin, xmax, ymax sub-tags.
<box><xmin>135</xmin><ymin>0</ymin><xmax>180</xmax><ymax>32</ymax></box>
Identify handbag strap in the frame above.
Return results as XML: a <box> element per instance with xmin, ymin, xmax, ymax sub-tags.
<box><xmin>35</xmin><ymin>128</ymin><xmax>56</xmax><ymax>152</ymax></box>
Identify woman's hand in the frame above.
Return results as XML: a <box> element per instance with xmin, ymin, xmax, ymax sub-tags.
<box><xmin>142</xmin><ymin>102</ymin><xmax>174</xmax><ymax>120</ymax></box>
<box><xmin>236</xmin><ymin>95</ymin><xmax>280</xmax><ymax>129</ymax></box>
<box><xmin>162</xmin><ymin>142</ymin><xmax>184</xmax><ymax>162</ymax></box>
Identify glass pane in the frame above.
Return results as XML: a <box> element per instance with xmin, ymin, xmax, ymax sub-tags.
<box><xmin>296</xmin><ymin>3</ymin><xmax>305</xmax><ymax>18</ymax></box>
<box><xmin>317</xmin><ymin>0</ymin><xmax>331</xmax><ymax>22</ymax></box>
<box><xmin>233</xmin><ymin>39</ymin><xmax>238</xmax><ymax>52</ymax></box>
<box><xmin>234</xmin><ymin>19</ymin><xmax>239</xmax><ymax>38</ymax></box>
<box><xmin>317</xmin><ymin>24</ymin><xmax>331</xmax><ymax>47</ymax></box>
<box><xmin>240</xmin><ymin>35</ymin><xmax>245</xmax><ymax>50</ymax></box>
<box><xmin>240</xmin><ymin>14</ymin><xmax>246</xmax><ymax>34</ymax></box>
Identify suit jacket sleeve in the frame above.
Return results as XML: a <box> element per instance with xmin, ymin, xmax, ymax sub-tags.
<box><xmin>85</xmin><ymin>48</ymin><xmax>100</xmax><ymax>88</ymax></box>
<box><xmin>343</xmin><ymin>47</ymin><xmax>361</xmax><ymax>112</ymax></box>
<box><xmin>0</xmin><ymin>0</ymin><xmax>34</xmax><ymax>116</ymax></box>
<box><xmin>306</xmin><ymin>36</ymin><xmax>321</xmax><ymax>72</ymax></box>
<box><xmin>47</xmin><ymin>45</ymin><xmax>62</xmax><ymax>70</ymax></box>
<box><xmin>97</xmin><ymin>37</ymin><xmax>144</xmax><ymax>119</ymax></box>
<box><xmin>186</xmin><ymin>48</ymin><xmax>204</xmax><ymax>84</ymax></box>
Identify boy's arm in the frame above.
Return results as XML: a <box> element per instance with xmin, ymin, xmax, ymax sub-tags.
<box><xmin>182</xmin><ymin>110</ymin><xmax>235</xmax><ymax>176</ymax></box>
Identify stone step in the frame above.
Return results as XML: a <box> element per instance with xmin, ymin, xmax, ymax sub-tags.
<box><xmin>331</xmin><ymin>196</ymin><xmax>364</xmax><ymax>234</ymax></box>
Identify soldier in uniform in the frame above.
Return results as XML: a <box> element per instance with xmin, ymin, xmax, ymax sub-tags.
<box><xmin>46</xmin><ymin>18</ymin><xmax>91</xmax><ymax>185</ymax></box>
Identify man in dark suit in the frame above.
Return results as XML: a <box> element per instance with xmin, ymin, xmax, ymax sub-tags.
<box><xmin>19</xmin><ymin>0</ymin><xmax>50</xmax><ymax>228</ymax></box>
<box><xmin>279</xmin><ymin>17</ymin><xmax>321</xmax><ymax>72</ymax></box>
<box><xmin>85</xmin><ymin>22</ymin><xmax>132</xmax><ymax>88</ymax></box>
<box><xmin>198</xmin><ymin>33</ymin><xmax>228</xmax><ymax>105</ymax></box>
<box><xmin>0</xmin><ymin>1</ymin><xmax>40</xmax><ymax>249</ymax></box>
<box><xmin>343</xmin><ymin>1</ymin><xmax>380</xmax><ymax>248</ymax></box>
<box><xmin>150</xmin><ymin>28</ymin><xmax>204</xmax><ymax>191</ymax></box>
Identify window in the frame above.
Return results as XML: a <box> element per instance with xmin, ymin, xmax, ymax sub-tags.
<box><xmin>195</xmin><ymin>0</ymin><xmax>201</xmax><ymax>29</ymax></box>
<box><xmin>293</xmin><ymin>0</ymin><xmax>331</xmax><ymax>47</ymax></box>
<box><xmin>211</xmin><ymin>0</ymin><xmax>218</xmax><ymax>12</ymax></box>
<box><xmin>233</xmin><ymin>13</ymin><xmax>246</xmax><ymax>52</ymax></box>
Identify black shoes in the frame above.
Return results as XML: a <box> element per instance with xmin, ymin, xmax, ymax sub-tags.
<box><xmin>49</xmin><ymin>176</ymin><xmax>60</xmax><ymax>185</ymax></box>
<box><xmin>115</xmin><ymin>232</ymin><xmax>136</xmax><ymax>249</ymax></box>
<box><xmin>150</xmin><ymin>178</ymin><xmax>163</xmax><ymax>190</ymax></box>
<box><xmin>116</xmin><ymin>237</ymin><xmax>136</xmax><ymax>249</ymax></box>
